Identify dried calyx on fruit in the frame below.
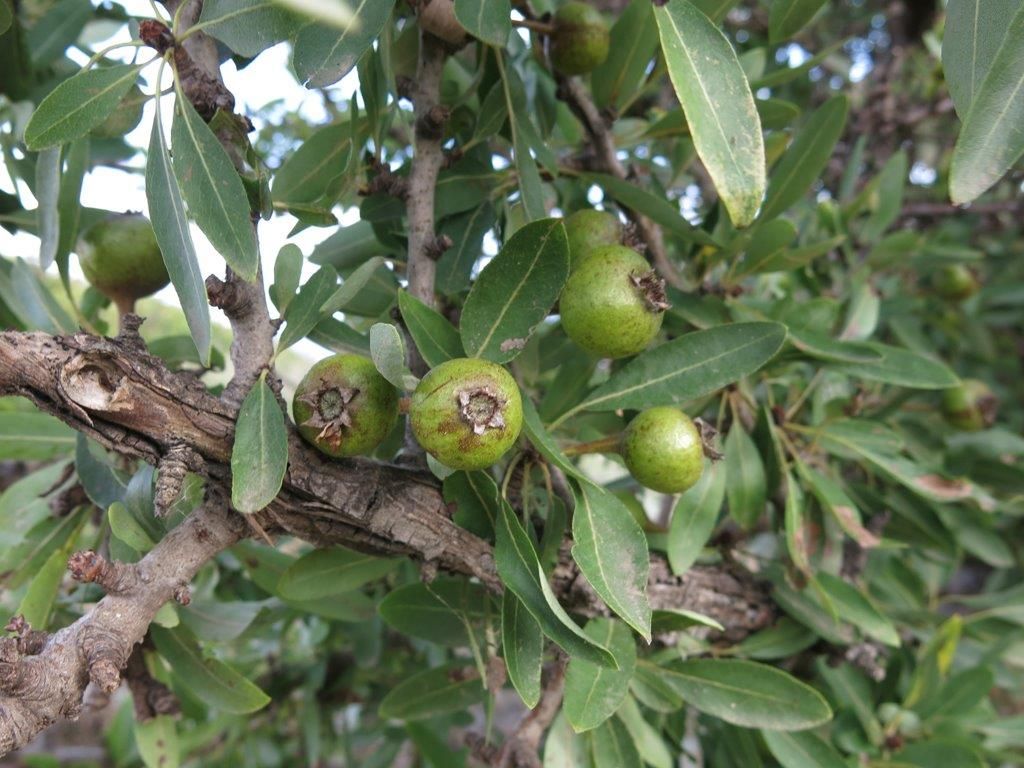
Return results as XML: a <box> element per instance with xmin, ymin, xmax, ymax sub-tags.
<box><xmin>410</xmin><ymin>358</ymin><xmax>523</xmax><ymax>471</ymax></box>
<box><xmin>550</xmin><ymin>1</ymin><xmax>610</xmax><ymax>75</ymax></box>
<box><xmin>559</xmin><ymin>245</ymin><xmax>667</xmax><ymax>358</ymax></box>
<box><xmin>564</xmin><ymin>209</ymin><xmax>622</xmax><ymax>270</ymax></box>
<box><xmin>620</xmin><ymin>407</ymin><xmax>706</xmax><ymax>494</ymax></box>
<box><xmin>293</xmin><ymin>354</ymin><xmax>399</xmax><ymax>458</ymax></box>
<box><xmin>942</xmin><ymin>378</ymin><xmax>997</xmax><ymax>431</ymax></box>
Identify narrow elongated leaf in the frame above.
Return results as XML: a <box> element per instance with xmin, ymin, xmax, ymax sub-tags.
<box><xmin>399</xmin><ymin>290</ymin><xmax>464</xmax><ymax>367</ymax></box>
<box><xmin>171</xmin><ymin>97</ymin><xmax>259</xmax><ymax>279</ymax></box>
<box><xmin>667</xmin><ymin>460</ymin><xmax>724</xmax><ymax>574</ymax></box>
<box><xmin>761</xmin><ymin>95</ymin><xmax>848</xmax><ymax>221</ymax></box>
<box><xmin>277</xmin><ymin>547</ymin><xmax>398</xmax><ymax>600</ymax></box>
<box><xmin>108</xmin><ymin>502</ymin><xmax>155</xmax><ymax>552</ymax></box>
<box><xmin>592</xmin><ymin>0</ymin><xmax>659</xmax><ymax>109</ymax></box>
<box><xmin>6</xmin><ymin>259</ymin><xmax>75</xmax><ymax>332</ymax></box>
<box><xmin>292</xmin><ymin>0</ymin><xmax>396</xmax><ymax>87</ymax></box>
<box><xmin>502</xmin><ymin>591</ymin><xmax>543</xmax><ymax>708</ymax></box>
<box><xmin>55</xmin><ymin>138</ymin><xmax>88</xmax><ymax>271</ymax></box>
<box><xmin>271</xmin><ymin>244</ymin><xmax>303</xmax><ymax>312</ymax></box>
<box><xmin>25</xmin><ymin>64</ymin><xmax>140</xmax><ymax>150</ymax></box>
<box><xmin>590</xmin><ymin>716</ymin><xmax>642</xmax><ymax>768</ymax></box>
<box><xmin>768</xmin><ymin>0</ymin><xmax>827</xmax><ymax>43</ymax></box>
<box><xmin>378</xmin><ymin>664</ymin><xmax>485</xmax><ymax>720</ymax></box>
<box><xmin>379</xmin><ymin>578</ymin><xmax>491</xmax><ymax>647</ymax></box>
<box><xmin>135</xmin><ymin>715</ymin><xmax>179</xmax><ymax>768</ymax></box>
<box><xmin>494</xmin><ymin>498</ymin><xmax>616</xmax><ymax>667</ymax></box>
<box><xmin>454</xmin><ymin>0</ymin><xmax>511</xmax><ymax>46</ymax></box>
<box><xmin>616</xmin><ymin>698</ymin><xmax>673</xmax><ymax>768</ymax></box>
<box><xmin>654</xmin><ymin>0</ymin><xmax>764</xmax><ymax>227</ymax></box>
<box><xmin>798</xmin><ymin>463</ymin><xmax>878</xmax><ymax>547</ymax></box>
<box><xmin>943</xmin><ymin>0</ymin><xmax>1018</xmax><ymax>117</ymax></box>
<box><xmin>35</xmin><ymin>147</ymin><xmax>60</xmax><ymax>270</ymax></box>
<box><xmin>816</xmin><ymin>572</ymin><xmax>899</xmax><ymax>647</ymax></box>
<box><xmin>949</xmin><ymin>6</ymin><xmax>1024</xmax><ymax>203</ymax></box>
<box><xmin>437</xmin><ymin>202</ymin><xmax>495</xmax><ymax>295</ymax></box>
<box><xmin>230</xmin><ymin>376</ymin><xmax>288</xmax><ymax>514</ymax></box>
<box><xmin>26</xmin><ymin>0</ymin><xmax>91</xmax><ymax>67</ymax></box>
<box><xmin>180</xmin><ymin>599</ymin><xmax>265</xmax><ymax>642</ymax></box>
<box><xmin>572</xmin><ymin>482</ymin><xmax>651</xmax><ymax>641</ymax></box>
<box><xmin>783</xmin><ymin>470</ymin><xmax>810</xmax><ymax>574</ymax></box>
<box><xmin>568</xmin><ymin>323</ymin><xmax>786</xmax><ymax>416</ymax></box>
<box><xmin>369</xmin><ymin>323</ymin><xmax>418</xmax><ymax>391</ymax></box>
<box><xmin>17</xmin><ymin>541</ymin><xmax>71</xmax><ymax>629</ymax></box>
<box><xmin>277</xmin><ymin>265</ymin><xmax>338</xmax><ymax>351</ymax></box>
<box><xmin>150</xmin><ymin>625</ymin><xmax>270</xmax><ymax>714</ymax></box>
<box><xmin>545</xmin><ymin>711</ymin><xmax>589</xmax><ymax>767</ymax></box>
<box><xmin>725</xmin><ymin>425</ymin><xmax>766</xmax><ymax>528</ymax></box>
<box><xmin>831</xmin><ymin>342</ymin><xmax>958</xmax><ymax>389</ymax></box>
<box><xmin>763</xmin><ymin>730</ymin><xmax>846</xmax><ymax>768</ymax></box>
<box><xmin>0</xmin><ymin>412</ymin><xmax>75</xmax><ymax>460</ymax></box>
<box><xmin>461</xmin><ymin>218</ymin><xmax>569</xmax><ymax>363</ymax></box>
<box><xmin>146</xmin><ymin>116</ymin><xmax>212</xmax><ymax>365</ymax></box>
<box><xmin>0</xmin><ymin>2</ymin><xmax>12</xmax><ymax>34</ymax></box>
<box><xmin>272</xmin><ymin>120</ymin><xmax>355</xmax><ymax>206</ymax></box>
<box><xmin>320</xmin><ymin>256</ymin><xmax>385</xmax><ymax>315</ymax></box>
<box><xmin>564</xmin><ymin>618</ymin><xmax>637</xmax><ymax>732</ymax></box>
<box><xmin>198</xmin><ymin>0</ymin><xmax>302</xmax><ymax>57</ymax></box>
<box><xmin>661</xmin><ymin>659</ymin><xmax>832</xmax><ymax>730</ymax></box>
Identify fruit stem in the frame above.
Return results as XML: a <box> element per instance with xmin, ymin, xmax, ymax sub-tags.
<box><xmin>562</xmin><ymin>434</ymin><xmax>621</xmax><ymax>457</ymax></box>
<box><xmin>114</xmin><ymin>296</ymin><xmax>137</xmax><ymax>327</ymax></box>
<box><xmin>512</xmin><ymin>18</ymin><xmax>556</xmax><ymax>35</ymax></box>
<box><xmin>398</xmin><ymin>397</ymin><xmax>411</xmax><ymax>414</ymax></box>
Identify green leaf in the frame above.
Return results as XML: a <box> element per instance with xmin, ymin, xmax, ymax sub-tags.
<box><xmin>55</xmin><ymin>138</ymin><xmax>88</xmax><ymax>273</ymax></box>
<box><xmin>667</xmin><ymin>460</ymin><xmax>724</xmax><ymax>574</ymax></box>
<box><xmin>230</xmin><ymin>376</ymin><xmax>288</xmax><ymax>514</ymax></box>
<box><xmin>502</xmin><ymin>591</ymin><xmax>543</xmax><ymax>708</ymax></box>
<box><xmin>616</xmin><ymin>697</ymin><xmax>673</xmax><ymax>768</ymax></box>
<box><xmin>135</xmin><ymin>715</ymin><xmax>179</xmax><ymax>768</ymax></box>
<box><xmin>379</xmin><ymin>578</ymin><xmax>491</xmax><ymax>647</ymax></box>
<box><xmin>180</xmin><ymin>599</ymin><xmax>265</xmax><ymax>642</ymax></box>
<box><xmin>292</xmin><ymin>0</ymin><xmax>396</xmax><ymax>87</ymax></box>
<box><xmin>461</xmin><ymin>218</ymin><xmax>569</xmax><ymax>363</ymax></box>
<box><xmin>589</xmin><ymin>716</ymin><xmax>642</xmax><ymax>768</ymax></box>
<box><xmin>566</xmin><ymin>323</ymin><xmax>786</xmax><ymax>417</ymax></box>
<box><xmin>768</xmin><ymin>0</ymin><xmax>827</xmax><ymax>43</ymax></box>
<box><xmin>896</xmin><ymin>741</ymin><xmax>987</xmax><ymax>768</ymax></box>
<box><xmin>787</xmin><ymin>327</ymin><xmax>883</xmax><ymax>364</ymax></box>
<box><xmin>829</xmin><ymin>342</ymin><xmax>958</xmax><ymax>389</ymax></box>
<box><xmin>272</xmin><ymin>119</ymin><xmax>356</xmax><ymax>207</ymax></box>
<box><xmin>949</xmin><ymin>6</ymin><xmax>1024</xmax><ymax>203</ymax></box>
<box><xmin>661</xmin><ymin>659</ymin><xmax>832</xmax><ymax>730</ymax></box>
<box><xmin>398</xmin><ymin>290</ymin><xmax>465</xmax><ymax>367</ymax></box>
<box><xmin>108</xmin><ymin>502</ymin><xmax>155</xmax><ymax>553</ymax></box>
<box><xmin>378</xmin><ymin>664</ymin><xmax>486</xmax><ymax>721</ymax></box>
<box><xmin>763</xmin><ymin>730</ymin><xmax>846</xmax><ymax>768</ymax></box>
<box><xmin>0</xmin><ymin>411</ymin><xmax>75</xmax><ymax>460</ymax></box>
<box><xmin>277</xmin><ymin>547</ymin><xmax>398</xmax><ymax>600</ymax></box>
<box><xmin>725</xmin><ymin>618</ymin><xmax>816</xmax><ymax>661</ymax></box>
<box><xmin>277</xmin><ymin>265</ymin><xmax>338</xmax><ymax>352</ymax></box>
<box><xmin>654</xmin><ymin>0</ymin><xmax>764</xmax><ymax>227</ymax></box>
<box><xmin>26</xmin><ymin>0</ymin><xmax>91</xmax><ymax>67</ymax></box>
<box><xmin>198</xmin><ymin>0</ymin><xmax>302</xmax><ymax>57</ymax></box>
<box><xmin>35</xmin><ymin>146</ymin><xmax>60</xmax><ymax>270</ymax></box>
<box><xmin>25</xmin><ymin>64</ymin><xmax>141</xmax><ymax>150</ymax></box>
<box><xmin>17</xmin><ymin>539</ymin><xmax>72</xmax><ymax>629</ymax></box>
<box><xmin>520</xmin><ymin>395</ymin><xmax>584</xmax><ymax>480</ymax></box>
<box><xmin>815</xmin><ymin>572</ymin><xmax>899</xmax><ymax>647</ymax></box>
<box><xmin>943</xmin><ymin>0</ymin><xmax>1018</xmax><ymax>117</ymax></box>
<box><xmin>592</xmin><ymin>0</ymin><xmax>659</xmax><ymax>109</ymax></box>
<box><xmin>150</xmin><ymin>625</ymin><xmax>270</xmax><ymax>714</ymax></box>
<box><xmin>270</xmin><ymin>244</ymin><xmax>303</xmax><ymax>312</ymax></box>
<box><xmin>798</xmin><ymin>463</ymin><xmax>878</xmax><ymax>548</ymax></box>
<box><xmin>0</xmin><ymin>2</ymin><xmax>11</xmax><ymax>34</ymax></box>
<box><xmin>437</xmin><ymin>203</ymin><xmax>496</xmax><ymax>296</ymax></box>
<box><xmin>369</xmin><ymin>322</ymin><xmax>418</xmax><ymax>391</ymax></box>
<box><xmin>815</xmin><ymin>659</ymin><xmax>883</xmax><ymax>744</ymax></box>
<box><xmin>454</xmin><ymin>0</ymin><xmax>511</xmax><ymax>46</ymax></box>
<box><xmin>725</xmin><ymin>425</ymin><xmax>766</xmax><ymax>529</ymax></box>
<box><xmin>0</xmin><ymin>509</ymin><xmax>85</xmax><ymax>589</ymax></box>
<box><xmin>572</xmin><ymin>482</ymin><xmax>651</xmax><ymax>641</ymax></box>
<box><xmin>631</xmin><ymin>660</ymin><xmax>684</xmax><ymax>713</ymax></box>
<box><xmin>171</xmin><ymin>96</ymin><xmax>259</xmax><ymax>280</ymax></box>
<box><xmin>760</xmin><ymin>95</ymin><xmax>848</xmax><ymax>221</ymax></box>
<box><xmin>146</xmin><ymin>115</ymin><xmax>212</xmax><ymax>366</ymax></box>
<box><xmin>494</xmin><ymin>497</ymin><xmax>616</xmax><ymax>668</ymax></box>
<box><xmin>321</xmin><ymin>256</ymin><xmax>385</xmax><ymax>315</ymax></box>
<box><xmin>444</xmin><ymin>470</ymin><xmax>499</xmax><ymax>539</ymax></box>
<box><xmin>5</xmin><ymin>259</ymin><xmax>75</xmax><ymax>332</ymax></box>
<box><xmin>564</xmin><ymin>618</ymin><xmax>637</xmax><ymax>732</ymax></box>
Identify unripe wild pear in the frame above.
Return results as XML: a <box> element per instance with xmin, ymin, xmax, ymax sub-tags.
<box><xmin>933</xmin><ymin>264</ymin><xmax>980</xmax><ymax>301</ymax></box>
<box><xmin>293</xmin><ymin>354</ymin><xmax>399</xmax><ymax>458</ymax></box>
<box><xmin>416</xmin><ymin>0</ymin><xmax>468</xmax><ymax>45</ymax></box>
<box><xmin>410</xmin><ymin>358</ymin><xmax>523</xmax><ymax>471</ymax></box>
<box><xmin>550</xmin><ymin>1</ymin><xmax>610</xmax><ymax>76</ymax></box>
<box><xmin>564</xmin><ymin>209</ymin><xmax>622</xmax><ymax>269</ymax></box>
<box><xmin>620</xmin><ymin>407</ymin><xmax>704</xmax><ymax>494</ymax></box>
<box><xmin>942</xmin><ymin>378</ymin><xmax>997</xmax><ymax>431</ymax></box>
<box><xmin>559</xmin><ymin>245</ymin><xmax>667</xmax><ymax>359</ymax></box>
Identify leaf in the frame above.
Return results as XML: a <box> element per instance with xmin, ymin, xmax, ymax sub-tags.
<box><xmin>135</xmin><ymin>715</ymin><xmax>179</xmax><ymax>768</ymax></box>
<box><xmin>502</xmin><ymin>591</ymin><xmax>543</xmax><ymax>708</ymax></box>
<box><xmin>943</xmin><ymin>0</ymin><xmax>1018</xmax><ymax>118</ymax></box>
<box><xmin>277</xmin><ymin>547</ymin><xmax>398</xmax><ymax>600</ymax></box>
<box><xmin>171</xmin><ymin>96</ymin><xmax>259</xmax><ymax>280</ymax></box>
<box><xmin>17</xmin><ymin>540</ymin><xmax>72</xmax><ymax>629</ymax></box>
<box><xmin>760</xmin><ymin>95</ymin><xmax>848</xmax><ymax>221</ymax></box>
<box><xmin>725</xmin><ymin>425</ymin><xmax>766</xmax><ymax>528</ymax></box>
<box><xmin>660</xmin><ymin>659</ymin><xmax>832</xmax><ymax>730</ymax></box>
<box><xmin>146</xmin><ymin>115</ymin><xmax>212</xmax><ymax>366</ymax></box>
<box><xmin>566</xmin><ymin>323</ymin><xmax>786</xmax><ymax>417</ymax></box>
<box><xmin>277</xmin><ymin>265</ymin><xmax>338</xmax><ymax>351</ymax></box>
<box><xmin>564</xmin><ymin>618</ymin><xmax>637</xmax><ymax>732</ymax></box>
<box><xmin>829</xmin><ymin>342</ymin><xmax>958</xmax><ymax>389</ymax></box>
<box><xmin>379</xmin><ymin>578</ymin><xmax>492</xmax><ymax>646</ymax></box>
<box><xmin>292</xmin><ymin>0</ymin><xmax>396</xmax><ymax>87</ymax></box>
<box><xmin>763</xmin><ymin>730</ymin><xmax>847</xmax><ymax>768</ymax></box>
<box><xmin>272</xmin><ymin>120</ymin><xmax>356</xmax><ymax>207</ymax></box>
<box><xmin>437</xmin><ymin>203</ymin><xmax>496</xmax><ymax>295</ymax></box>
<box><xmin>667</xmin><ymin>460</ymin><xmax>725</xmax><ymax>574</ymax></box>
<box><xmin>0</xmin><ymin>2</ymin><xmax>11</xmax><ymax>34</ymax></box>
<box><xmin>816</xmin><ymin>572</ymin><xmax>899</xmax><ymax>647</ymax></box>
<box><xmin>783</xmin><ymin>470</ymin><xmax>811</xmax><ymax>574</ymax></box>
<box><xmin>815</xmin><ymin>659</ymin><xmax>883</xmax><ymax>745</ymax></box>
<box><xmin>454</xmin><ymin>0</ymin><xmax>511</xmax><ymax>46</ymax></box>
<box><xmin>271</xmin><ymin>244</ymin><xmax>303</xmax><ymax>312</ymax></box>
<box><xmin>616</xmin><ymin>698</ymin><xmax>673</xmax><ymax>768</ymax></box>
<box><xmin>35</xmin><ymin>147</ymin><xmax>60</xmax><ymax>270</ymax></box>
<box><xmin>589</xmin><ymin>716</ymin><xmax>642</xmax><ymax>768</ymax></box>
<box><xmin>76</xmin><ymin>434</ymin><xmax>126</xmax><ymax>508</ymax></box>
<box><xmin>494</xmin><ymin>497</ymin><xmax>616</xmax><ymax>668</ymax></box>
<box><xmin>520</xmin><ymin>395</ymin><xmax>584</xmax><ymax>480</ymax></box>
<box><xmin>398</xmin><ymin>290</ymin><xmax>465</xmax><ymax>367</ymax></box>
<box><xmin>571</xmin><ymin>482</ymin><xmax>651</xmax><ymax>641</ymax></box>
<box><xmin>949</xmin><ymin>6</ymin><xmax>1024</xmax><ymax>203</ymax></box>
<box><xmin>180</xmin><ymin>599</ymin><xmax>265</xmax><ymax>642</ymax></box>
<box><xmin>444</xmin><ymin>470</ymin><xmax>499</xmax><ymax>538</ymax></box>
<box><xmin>896</xmin><ymin>741</ymin><xmax>987</xmax><ymax>768</ymax></box>
<box><xmin>26</xmin><ymin>0</ymin><xmax>91</xmax><ymax>67</ymax></box>
<box><xmin>55</xmin><ymin>138</ymin><xmax>88</xmax><ymax>271</ymax></box>
<box><xmin>461</xmin><ymin>218</ymin><xmax>569</xmax><ymax>363</ymax></box>
<box><xmin>798</xmin><ymin>463</ymin><xmax>878</xmax><ymax>548</ymax></box>
<box><xmin>6</xmin><ymin>259</ymin><xmax>75</xmax><ymax>332</ymax></box>
<box><xmin>108</xmin><ymin>502</ymin><xmax>155</xmax><ymax>552</ymax></box>
<box><xmin>150</xmin><ymin>625</ymin><xmax>270</xmax><ymax>714</ymax></box>
<box><xmin>369</xmin><ymin>323</ymin><xmax>418</xmax><ymax>391</ymax></box>
<box><xmin>654</xmin><ymin>0</ymin><xmax>765</xmax><ymax>227</ymax></box>
<box><xmin>787</xmin><ymin>327</ymin><xmax>883</xmax><ymax>364</ymax></box>
<box><xmin>378</xmin><ymin>664</ymin><xmax>486</xmax><ymax>721</ymax></box>
<box><xmin>198</xmin><ymin>0</ymin><xmax>302</xmax><ymax>57</ymax></box>
<box><xmin>25</xmin><ymin>64</ymin><xmax>140</xmax><ymax>150</ymax></box>
<box><xmin>321</xmin><ymin>256</ymin><xmax>385</xmax><ymax>315</ymax></box>
<box><xmin>230</xmin><ymin>376</ymin><xmax>288</xmax><ymax>514</ymax></box>
<box><xmin>768</xmin><ymin>0</ymin><xmax>827</xmax><ymax>43</ymax></box>
<box><xmin>544</xmin><ymin>711</ymin><xmax>589</xmax><ymax>768</ymax></box>
<box><xmin>592</xmin><ymin>0</ymin><xmax>659</xmax><ymax>110</ymax></box>
<box><xmin>0</xmin><ymin>412</ymin><xmax>75</xmax><ymax>460</ymax></box>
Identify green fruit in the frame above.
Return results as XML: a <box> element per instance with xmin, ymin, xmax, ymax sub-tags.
<box><xmin>564</xmin><ymin>209</ymin><xmax>622</xmax><ymax>269</ymax></box>
<box><xmin>550</xmin><ymin>1</ymin><xmax>610</xmax><ymax>75</ymax></box>
<box><xmin>620</xmin><ymin>407</ymin><xmax>703</xmax><ymax>494</ymax></box>
<box><xmin>76</xmin><ymin>212</ymin><xmax>169</xmax><ymax>314</ymax></box>
<box><xmin>91</xmin><ymin>85</ymin><xmax>146</xmax><ymax>138</ymax></box>
<box><xmin>942</xmin><ymin>378</ymin><xmax>997</xmax><ymax>431</ymax></box>
<box><xmin>933</xmin><ymin>264</ymin><xmax>979</xmax><ymax>301</ymax></box>
<box><xmin>417</xmin><ymin>0</ymin><xmax>468</xmax><ymax>44</ymax></box>
<box><xmin>410</xmin><ymin>358</ymin><xmax>523</xmax><ymax>470</ymax></box>
<box><xmin>559</xmin><ymin>245</ymin><xmax>666</xmax><ymax>358</ymax></box>
<box><xmin>293</xmin><ymin>355</ymin><xmax>399</xmax><ymax>458</ymax></box>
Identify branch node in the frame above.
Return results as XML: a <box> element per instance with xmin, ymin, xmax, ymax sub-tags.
<box><xmin>138</xmin><ymin>19</ymin><xmax>175</xmax><ymax>55</ymax></box>
<box><xmin>425</xmin><ymin>234</ymin><xmax>453</xmax><ymax>261</ymax></box>
<box><xmin>5</xmin><ymin>616</ymin><xmax>49</xmax><ymax>656</ymax></box>
<box><xmin>172</xmin><ymin>584</ymin><xmax>191</xmax><ymax>606</ymax></box>
<box><xmin>68</xmin><ymin>551</ymin><xmax>138</xmax><ymax>594</ymax></box>
<box><xmin>415</xmin><ymin>104</ymin><xmax>450</xmax><ymax>140</ymax></box>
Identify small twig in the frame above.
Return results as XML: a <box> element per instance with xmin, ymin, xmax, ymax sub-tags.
<box><xmin>512</xmin><ymin>18</ymin><xmax>555</xmax><ymax>34</ymax></box>
<box><xmin>494</xmin><ymin>655</ymin><xmax>567</xmax><ymax>767</ymax></box>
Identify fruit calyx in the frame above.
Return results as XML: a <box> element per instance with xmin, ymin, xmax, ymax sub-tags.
<box><xmin>296</xmin><ymin>385</ymin><xmax>360</xmax><ymax>450</ymax></box>
<box><xmin>458</xmin><ymin>386</ymin><xmax>508</xmax><ymax>435</ymax></box>
<box><xmin>630</xmin><ymin>269</ymin><xmax>671</xmax><ymax>312</ymax></box>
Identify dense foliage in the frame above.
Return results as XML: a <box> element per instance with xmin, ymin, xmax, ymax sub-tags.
<box><xmin>0</xmin><ymin>0</ymin><xmax>1023</xmax><ymax>765</ymax></box>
